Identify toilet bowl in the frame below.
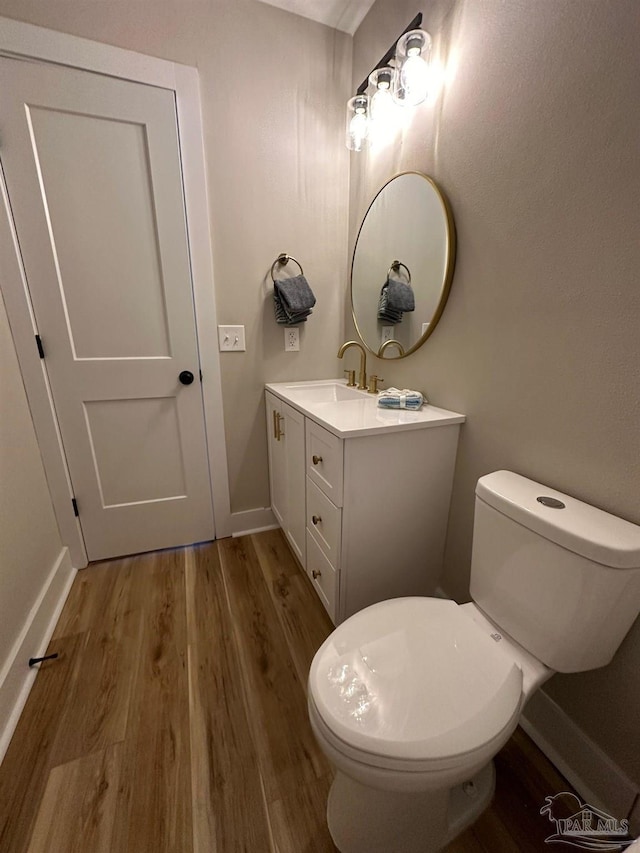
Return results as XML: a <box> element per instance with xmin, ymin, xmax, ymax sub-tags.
<box><xmin>308</xmin><ymin>597</ymin><xmax>549</xmax><ymax>852</ymax></box>
<box><xmin>308</xmin><ymin>471</ymin><xmax>640</xmax><ymax>853</ymax></box>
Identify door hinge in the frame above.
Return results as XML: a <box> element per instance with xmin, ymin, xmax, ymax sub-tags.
<box><xmin>35</xmin><ymin>334</ymin><xmax>45</xmax><ymax>359</ymax></box>
<box><xmin>199</xmin><ymin>369</ymin><xmax>203</xmax><ymax>382</ymax></box>
<box><xmin>71</xmin><ymin>498</ymin><xmax>79</xmax><ymax>517</ymax></box>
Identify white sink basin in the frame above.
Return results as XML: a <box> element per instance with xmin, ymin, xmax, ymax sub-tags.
<box><xmin>282</xmin><ymin>381</ymin><xmax>364</xmax><ymax>403</ymax></box>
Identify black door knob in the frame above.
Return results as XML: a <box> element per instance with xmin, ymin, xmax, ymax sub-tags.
<box><xmin>179</xmin><ymin>370</ymin><xmax>195</xmax><ymax>385</ymax></box>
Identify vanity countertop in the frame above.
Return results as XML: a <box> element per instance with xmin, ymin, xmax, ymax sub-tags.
<box><xmin>266</xmin><ymin>379</ymin><xmax>465</xmax><ymax>439</ymax></box>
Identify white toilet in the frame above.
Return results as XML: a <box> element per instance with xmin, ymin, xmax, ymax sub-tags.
<box><xmin>308</xmin><ymin>471</ymin><xmax>640</xmax><ymax>853</ymax></box>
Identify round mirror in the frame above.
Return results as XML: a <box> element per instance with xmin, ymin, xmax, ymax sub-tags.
<box><xmin>351</xmin><ymin>172</ymin><xmax>456</xmax><ymax>358</ymax></box>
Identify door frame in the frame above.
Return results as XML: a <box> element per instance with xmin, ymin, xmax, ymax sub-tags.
<box><xmin>0</xmin><ymin>16</ymin><xmax>232</xmax><ymax>567</ymax></box>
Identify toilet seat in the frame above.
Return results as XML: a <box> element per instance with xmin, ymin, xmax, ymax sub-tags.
<box><xmin>309</xmin><ymin>598</ymin><xmax>523</xmax><ymax>772</ymax></box>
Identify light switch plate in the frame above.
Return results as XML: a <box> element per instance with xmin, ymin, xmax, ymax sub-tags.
<box><xmin>218</xmin><ymin>325</ymin><xmax>246</xmax><ymax>351</ymax></box>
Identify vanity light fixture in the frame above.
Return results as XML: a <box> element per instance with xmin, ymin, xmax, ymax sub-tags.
<box><xmin>345</xmin><ymin>13</ymin><xmax>429</xmax><ymax>151</ymax></box>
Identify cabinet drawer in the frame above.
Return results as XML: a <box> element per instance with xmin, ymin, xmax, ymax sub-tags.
<box><xmin>306</xmin><ymin>420</ymin><xmax>344</xmax><ymax>505</ymax></box>
<box><xmin>306</xmin><ymin>530</ymin><xmax>338</xmax><ymax>623</ymax></box>
<box><xmin>306</xmin><ymin>477</ymin><xmax>341</xmax><ymax>568</ymax></box>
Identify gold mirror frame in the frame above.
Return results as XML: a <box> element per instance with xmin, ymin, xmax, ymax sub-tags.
<box><xmin>350</xmin><ymin>171</ymin><xmax>457</xmax><ymax>359</ymax></box>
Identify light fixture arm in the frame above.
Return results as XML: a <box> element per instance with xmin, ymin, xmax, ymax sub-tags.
<box><xmin>355</xmin><ymin>12</ymin><xmax>423</xmax><ymax>95</ymax></box>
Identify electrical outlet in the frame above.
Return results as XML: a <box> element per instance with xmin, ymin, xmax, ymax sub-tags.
<box><xmin>381</xmin><ymin>325</ymin><xmax>394</xmax><ymax>345</ymax></box>
<box><xmin>284</xmin><ymin>327</ymin><xmax>300</xmax><ymax>352</ymax></box>
<box><xmin>218</xmin><ymin>325</ymin><xmax>246</xmax><ymax>351</ymax></box>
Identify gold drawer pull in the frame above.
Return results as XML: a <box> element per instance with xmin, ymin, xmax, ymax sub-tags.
<box><xmin>312</xmin><ymin>515</ymin><xmax>321</xmax><ymax>525</ymax></box>
<box><xmin>312</xmin><ymin>455</ymin><xmax>323</xmax><ymax>465</ymax></box>
<box><xmin>312</xmin><ymin>569</ymin><xmax>322</xmax><ymax>579</ymax></box>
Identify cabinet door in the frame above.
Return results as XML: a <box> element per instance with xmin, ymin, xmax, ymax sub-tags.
<box><xmin>265</xmin><ymin>392</ymin><xmax>285</xmax><ymax>528</ymax></box>
<box><xmin>282</xmin><ymin>402</ymin><xmax>306</xmax><ymax>566</ymax></box>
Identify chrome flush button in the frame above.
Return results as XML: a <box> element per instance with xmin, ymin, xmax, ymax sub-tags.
<box><xmin>537</xmin><ymin>496</ymin><xmax>566</xmax><ymax>509</ymax></box>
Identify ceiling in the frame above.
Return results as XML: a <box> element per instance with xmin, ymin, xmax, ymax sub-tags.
<box><xmin>254</xmin><ymin>0</ymin><xmax>376</xmax><ymax>35</ymax></box>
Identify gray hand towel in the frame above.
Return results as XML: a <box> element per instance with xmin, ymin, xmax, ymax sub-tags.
<box><xmin>275</xmin><ymin>275</ymin><xmax>316</xmax><ymax>314</ymax></box>
<box><xmin>386</xmin><ymin>278</ymin><xmax>415</xmax><ymax>312</ymax></box>
<box><xmin>377</xmin><ymin>281</ymin><xmax>403</xmax><ymax>324</ymax></box>
<box><xmin>273</xmin><ymin>290</ymin><xmax>310</xmax><ymax>325</ymax></box>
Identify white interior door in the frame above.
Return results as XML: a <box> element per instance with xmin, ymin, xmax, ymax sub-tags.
<box><xmin>0</xmin><ymin>56</ymin><xmax>215</xmax><ymax>561</ymax></box>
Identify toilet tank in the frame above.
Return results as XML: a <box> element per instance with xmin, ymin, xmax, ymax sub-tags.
<box><xmin>470</xmin><ymin>471</ymin><xmax>640</xmax><ymax>673</ymax></box>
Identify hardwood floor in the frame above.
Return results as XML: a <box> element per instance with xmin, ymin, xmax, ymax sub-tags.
<box><xmin>0</xmin><ymin>529</ymin><xmax>584</xmax><ymax>852</ymax></box>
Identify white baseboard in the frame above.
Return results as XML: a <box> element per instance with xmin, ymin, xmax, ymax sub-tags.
<box><xmin>0</xmin><ymin>547</ymin><xmax>76</xmax><ymax>763</ymax></box>
<box><xmin>521</xmin><ymin>688</ymin><xmax>640</xmax><ymax>822</ymax></box>
<box><xmin>230</xmin><ymin>507</ymin><xmax>277</xmax><ymax>538</ymax></box>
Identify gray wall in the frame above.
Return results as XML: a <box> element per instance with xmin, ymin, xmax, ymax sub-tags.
<box><xmin>349</xmin><ymin>0</ymin><xmax>640</xmax><ymax>786</ymax></box>
<box><xmin>0</xmin><ymin>292</ymin><xmax>63</xmax><ymax>675</ymax></box>
<box><xmin>0</xmin><ymin>0</ymin><xmax>351</xmax><ymax>515</ymax></box>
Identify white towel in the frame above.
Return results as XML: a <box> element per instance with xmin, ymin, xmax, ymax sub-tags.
<box><xmin>377</xmin><ymin>387</ymin><xmax>426</xmax><ymax>410</ymax></box>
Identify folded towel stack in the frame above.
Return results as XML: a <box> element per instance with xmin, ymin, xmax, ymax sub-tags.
<box><xmin>377</xmin><ymin>278</ymin><xmax>415</xmax><ymax>324</ymax></box>
<box><xmin>274</xmin><ymin>275</ymin><xmax>316</xmax><ymax>325</ymax></box>
<box><xmin>377</xmin><ymin>387</ymin><xmax>426</xmax><ymax>410</ymax></box>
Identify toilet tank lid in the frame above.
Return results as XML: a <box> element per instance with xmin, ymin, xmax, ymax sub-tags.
<box><xmin>476</xmin><ymin>471</ymin><xmax>640</xmax><ymax>569</ymax></box>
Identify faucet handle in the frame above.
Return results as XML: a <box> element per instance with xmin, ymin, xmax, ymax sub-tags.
<box><xmin>368</xmin><ymin>375</ymin><xmax>383</xmax><ymax>394</ymax></box>
<box><xmin>344</xmin><ymin>369</ymin><xmax>356</xmax><ymax>387</ymax></box>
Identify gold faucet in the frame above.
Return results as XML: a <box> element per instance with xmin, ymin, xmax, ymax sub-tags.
<box><xmin>377</xmin><ymin>339</ymin><xmax>406</xmax><ymax>358</ymax></box>
<box><xmin>338</xmin><ymin>340</ymin><xmax>367</xmax><ymax>390</ymax></box>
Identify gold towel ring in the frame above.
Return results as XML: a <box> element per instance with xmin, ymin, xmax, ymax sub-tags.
<box><xmin>387</xmin><ymin>259</ymin><xmax>411</xmax><ymax>283</ymax></box>
<box><xmin>271</xmin><ymin>253</ymin><xmax>304</xmax><ymax>282</ymax></box>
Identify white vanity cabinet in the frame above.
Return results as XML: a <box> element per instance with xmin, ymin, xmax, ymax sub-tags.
<box><xmin>265</xmin><ymin>382</ymin><xmax>464</xmax><ymax>624</ymax></box>
<box><xmin>265</xmin><ymin>391</ymin><xmax>306</xmax><ymax>566</ymax></box>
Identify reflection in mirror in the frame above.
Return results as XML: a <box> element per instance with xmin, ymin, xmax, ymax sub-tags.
<box><xmin>351</xmin><ymin>172</ymin><xmax>456</xmax><ymax>358</ymax></box>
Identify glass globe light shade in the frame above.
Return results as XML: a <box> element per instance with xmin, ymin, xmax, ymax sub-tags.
<box><xmin>393</xmin><ymin>29</ymin><xmax>432</xmax><ymax>106</ymax></box>
<box><xmin>369</xmin><ymin>67</ymin><xmax>395</xmax><ymax>124</ymax></box>
<box><xmin>345</xmin><ymin>94</ymin><xmax>370</xmax><ymax>151</ymax></box>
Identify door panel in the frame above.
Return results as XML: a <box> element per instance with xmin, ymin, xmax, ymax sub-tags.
<box><xmin>0</xmin><ymin>56</ymin><xmax>215</xmax><ymax>560</ymax></box>
<box><xmin>83</xmin><ymin>397</ymin><xmax>187</xmax><ymax>506</ymax></box>
<box><xmin>28</xmin><ymin>106</ymin><xmax>171</xmax><ymax>359</ymax></box>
